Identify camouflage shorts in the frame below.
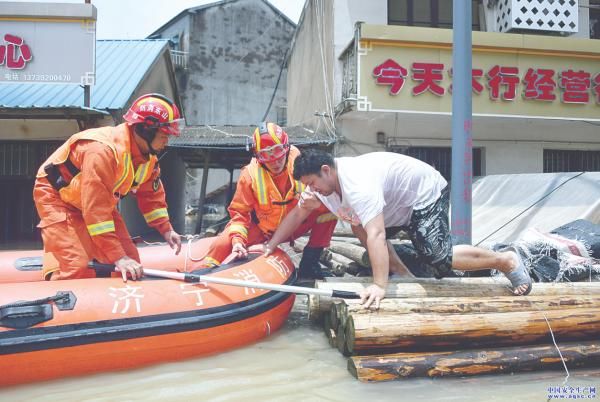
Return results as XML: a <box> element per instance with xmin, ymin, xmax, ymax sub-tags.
<box><xmin>387</xmin><ymin>187</ymin><xmax>453</xmax><ymax>279</ymax></box>
<box><xmin>409</xmin><ymin>187</ymin><xmax>453</xmax><ymax>278</ymax></box>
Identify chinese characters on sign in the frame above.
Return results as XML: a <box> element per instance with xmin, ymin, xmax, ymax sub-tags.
<box><xmin>373</xmin><ymin>59</ymin><xmax>600</xmax><ymax>104</ymax></box>
<box><xmin>0</xmin><ymin>34</ymin><xmax>32</xmax><ymax>69</ymax></box>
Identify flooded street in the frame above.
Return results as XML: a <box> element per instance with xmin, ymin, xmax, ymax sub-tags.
<box><xmin>1</xmin><ymin>296</ymin><xmax>598</xmax><ymax>402</ymax></box>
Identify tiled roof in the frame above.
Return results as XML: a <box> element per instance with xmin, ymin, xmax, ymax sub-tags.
<box><xmin>0</xmin><ymin>40</ymin><xmax>169</xmax><ymax>112</ymax></box>
<box><xmin>170</xmin><ymin>125</ymin><xmax>336</xmax><ymax>149</ymax></box>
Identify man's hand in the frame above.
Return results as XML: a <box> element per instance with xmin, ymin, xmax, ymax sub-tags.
<box><xmin>360</xmin><ymin>283</ymin><xmax>386</xmax><ymax>309</ymax></box>
<box><xmin>163</xmin><ymin>230</ymin><xmax>182</xmax><ymax>255</ymax></box>
<box><xmin>262</xmin><ymin>242</ymin><xmax>277</xmax><ymax>257</ymax></box>
<box><xmin>115</xmin><ymin>256</ymin><xmax>143</xmax><ymax>282</ymax></box>
<box><xmin>298</xmin><ymin>190</ymin><xmax>320</xmax><ymax>210</ymax></box>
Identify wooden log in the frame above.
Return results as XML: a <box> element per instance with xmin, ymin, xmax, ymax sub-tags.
<box><xmin>322</xmin><ymin>252</ymin><xmax>363</xmax><ymax>276</ymax></box>
<box><xmin>328</xmin><ymin>242</ymin><xmax>370</xmax><ymax>267</ymax></box>
<box><xmin>348</xmin><ymin>340</ymin><xmax>600</xmax><ymax>381</ymax></box>
<box><xmin>322</xmin><ymin>276</ymin><xmax>510</xmax><ymax>284</ymax></box>
<box><xmin>330</xmin><ymin>236</ymin><xmax>362</xmax><ymax>245</ymax></box>
<box><xmin>346</xmin><ymin>308</ymin><xmax>600</xmax><ymax>354</ymax></box>
<box><xmin>341</xmin><ymin>295</ymin><xmax>600</xmax><ymax>315</ymax></box>
<box><xmin>307</xmin><ymin>280</ymin><xmax>600</xmax><ymax>321</ymax></box>
<box><xmin>330</xmin><ymin>301</ymin><xmax>341</xmax><ymax>329</ymax></box>
<box><xmin>327</xmin><ymin>328</ymin><xmax>337</xmax><ymax>347</ymax></box>
<box><xmin>336</xmin><ymin>323</ymin><xmax>352</xmax><ymax>356</ymax></box>
<box><xmin>320</xmin><ymin>248</ymin><xmax>333</xmax><ymax>264</ymax></box>
<box><xmin>322</xmin><ymin>310</ymin><xmax>333</xmax><ymax>341</ymax></box>
<box><xmin>291</xmin><ymin>237</ymin><xmax>309</xmax><ymax>252</ymax></box>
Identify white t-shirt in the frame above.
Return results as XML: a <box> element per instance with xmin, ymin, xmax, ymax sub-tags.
<box><xmin>315</xmin><ymin>152</ymin><xmax>447</xmax><ymax>227</ymax></box>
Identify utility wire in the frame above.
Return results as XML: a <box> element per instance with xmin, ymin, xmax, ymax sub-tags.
<box><xmin>262</xmin><ymin>48</ymin><xmax>289</xmax><ymax>121</ymax></box>
<box><xmin>475</xmin><ymin>172</ymin><xmax>586</xmax><ymax>246</ymax></box>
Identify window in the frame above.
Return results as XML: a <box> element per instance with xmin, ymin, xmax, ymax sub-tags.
<box><xmin>591</xmin><ymin>0</ymin><xmax>600</xmax><ymax>39</ymax></box>
<box><xmin>388</xmin><ymin>0</ymin><xmax>481</xmax><ymax>31</ymax></box>
<box><xmin>543</xmin><ymin>149</ymin><xmax>600</xmax><ymax>173</ymax></box>
<box><xmin>386</xmin><ymin>145</ymin><xmax>483</xmax><ymax>181</ymax></box>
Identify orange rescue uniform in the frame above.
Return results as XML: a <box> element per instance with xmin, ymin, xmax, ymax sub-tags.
<box><xmin>199</xmin><ymin>146</ymin><xmax>337</xmax><ymax>267</ymax></box>
<box><xmin>33</xmin><ymin>123</ymin><xmax>173</xmax><ymax>280</ymax></box>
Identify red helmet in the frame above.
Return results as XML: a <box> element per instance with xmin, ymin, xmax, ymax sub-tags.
<box><xmin>251</xmin><ymin>122</ymin><xmax>290</xmax><ymax>163</ymax></box>
<box><xmin>123</xmin><ymin>93</ymin><xmax>184</xmax><ymax>136</ymax></box>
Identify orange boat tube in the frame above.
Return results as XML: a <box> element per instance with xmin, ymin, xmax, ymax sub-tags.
<box><xmin>0</xmin><ymin>237</ymin><xmax>216</xmax><ymax>283</ymax></box>
<box><xmin>0</xmin><ymin>250</ymin><xmax>296</xmax><ymax>387</ymax></box>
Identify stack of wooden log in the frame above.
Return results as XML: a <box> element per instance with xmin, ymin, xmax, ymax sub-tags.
<box><xmin>310</xmin><ymin>277</ymin><xmax>600</xmax><ymax>382</ymax></box>
<box><xmin>292</xmin><ymin>236</ymin><xmax>387</xmax><ymax>277</ymax></box>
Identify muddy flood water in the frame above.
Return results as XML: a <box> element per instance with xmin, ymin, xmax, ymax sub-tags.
<box><xmin>1</xmin><ymin>294</ymin><xmax>598</xmax><ymax>402</ymax></box>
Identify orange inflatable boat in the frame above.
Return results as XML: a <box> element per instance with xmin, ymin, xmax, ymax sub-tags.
<box><xmin>0</xmin><ymin>239</ymin><xmax>296</xmax><ymax>387</ymax></box>
<box><xmin>0</xmin><ymin>237</ymin><xmax>217</xmax><ymax>283</ymax></box>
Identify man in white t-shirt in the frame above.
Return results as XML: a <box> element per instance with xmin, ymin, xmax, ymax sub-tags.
<box><xmin>263</xmin><ymin>149</ymin><xmax>532</xmax><ymax>308</ymax></box>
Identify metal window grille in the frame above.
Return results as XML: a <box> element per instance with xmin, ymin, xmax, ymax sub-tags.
<box><xmin>543</xmin><ymin>149</ymin><xmax>600</xmax><ymax>172</ymax></box>
<box><xmin>386</xmin><ymin>144</ymin><xmax>483</xmax><ymax>181</ymax></box>
<box><xmin>0</xmin><ymin>141</ymin><xmax>61</xmax><ymax>178</ymax></box>
<box><xmin>388</xmin><ymin>0</ymin><xmax>482</xmax><ymax>31</ymax></box>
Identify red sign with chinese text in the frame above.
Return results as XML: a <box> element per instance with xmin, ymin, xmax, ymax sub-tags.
<box><xmin>372</xmin><ymin>59</ymin><xmax>600</xmax><ymax>105</ymax></box>
<box><xmin>0</xmin><ymin>34</ymin><xmax>32</xmax><ymax>70</ymax></box>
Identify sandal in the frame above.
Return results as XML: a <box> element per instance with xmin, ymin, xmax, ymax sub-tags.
<box><xmin>503</xmin><ymin>247</ymin><xmax>533</xmax><ymax>296</ymax></box>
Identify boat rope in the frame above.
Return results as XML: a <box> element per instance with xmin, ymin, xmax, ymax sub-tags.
<box><xmin>0</xmin><ymin>292</ymin><xmax>70</xmax><ymax>310</ymax></box>
<box><xmin>183</xmin><ymin>234</ymin><xmax>204</xmax><ymax>272</ymax></box>
<box><xmin>490</xmin><ymin>273</ymin><xmax>570</xmax><ymax>382</ymax></box>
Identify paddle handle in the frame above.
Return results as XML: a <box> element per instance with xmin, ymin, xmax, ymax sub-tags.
<box><xmin>167</xmin><ymin>270</ymin><xmax>361</xmax><ymax>299</ymax></box>
<box><xmin>89</xmin><ymin>263</ymin><xmax>361</xmax><ymax>299</ymax></box>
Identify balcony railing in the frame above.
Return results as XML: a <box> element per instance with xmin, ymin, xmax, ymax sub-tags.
<box><xmin>170</xmin><ymin>50</ymin><xmax>189</xmax><ymax>70</ymax></box>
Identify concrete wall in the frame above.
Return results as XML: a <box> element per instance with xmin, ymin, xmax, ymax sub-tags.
<box><xmin>174</xmin><ymin>0</ymin><xmax>295</xmax><ymax>125</ymax></box>
<box><xmin>288</xmin><ymin>0</ymin><xmax>386</xmax><ymax>128</ymax></box>
<box><xmin>336</xmin><ymin>111</ymin><xmax>600</xmax><ymax>174</ymax></box>
<box><xmin>287</xmin><ymin>0</ymin><xmax>334</xmax><ymax>128</ymax></box>
<box><xmin>332</xmin><ymin>0</ymin><xmax>387</xmax><ymax>105</ymax></box>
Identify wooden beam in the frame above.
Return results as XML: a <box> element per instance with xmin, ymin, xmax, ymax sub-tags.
<box><xmin>194</xmin><ymin>151</ymin><xmax>210</xmax><ymax>234</ymax></box>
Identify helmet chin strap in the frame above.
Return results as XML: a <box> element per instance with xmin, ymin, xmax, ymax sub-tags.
<box><xmin>134</xmin><ymin>125</ymin><xmax>160</xmax><ymax>155</ymax></box>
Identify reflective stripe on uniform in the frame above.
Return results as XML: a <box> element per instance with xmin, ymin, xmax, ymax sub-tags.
<box><xmin>113</xmin><ymin>153</ymin><xmax>132</xmax><ymax>192</ymax></box>
<box><xmin>133</xmin><ymin>160</ymin><xmax>152</xmax><ymax>187</ymax></box>
<box><xmin>228</xmin><ymin>224</ymin><xmax>248</xmax><ymax>239</ymax></box>
<box><xmin>294</xmin><ymin>180</ymin><xmax>305</xmax><ymax>194</ymax></box>
<box><xmin>87</xmin><ymin>220</ymin><xmax>116</xmax><ymax>236</ymax></box>
<box><xmin>202</xmin><ymin>256</ymin><xmax>221</xmax><ymax>267</ymax></box>
<box><xmin>254</xmin><ymin>166</ymin><xmax>269</xmax><ymax>206</ymax></box>
<box><xmin>316</xmin><ymin>212</ymin><xmax>338</xmax><ymax>224</ymax></box>
<box><xmin>143</xmin><ymin>207</ymin><xmax>169</xmax><ymax>223</ymax></box>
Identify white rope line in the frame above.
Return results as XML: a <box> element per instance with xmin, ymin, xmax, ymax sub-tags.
<box><xmin>489</xmin><ymin>251</ymin><xmax>570</xmax><ymax>381</ymax></box>
<box><xmin>202</xmin><ymin>125</ymin><xmax>251</xmax><ymax>139</ymax></box>
<box><xmin>182</xmin><ymin>234</ymin><xmax>204</xmax><ymax>272</ymax></box>
<box><xmin>540</xmin><ymin>309</ymin><xmax>570</xmax><ymax>383</ymax></box>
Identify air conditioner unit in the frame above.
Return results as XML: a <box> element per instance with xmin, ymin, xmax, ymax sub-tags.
<box><xmin>494</xmin><ymin>0</ymin><xmax>579</xmax><ymax>34</ymax></box>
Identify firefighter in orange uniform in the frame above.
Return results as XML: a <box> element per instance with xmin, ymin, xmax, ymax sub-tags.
<box><xmin>197</xmin><ymin>122</ymin><xmax>337</xmax><ymax>279</ymax></box>
<box><xmin>33</xmin><ymin>93</ymin><xmax>184</xmax><ymax>281</ymax></box>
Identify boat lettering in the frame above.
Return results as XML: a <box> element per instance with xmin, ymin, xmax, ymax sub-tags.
<box><xmin>179</xmin><ymin>283</ymin><xmax>210</xmax><ymax>306</ymax></box>
<box><xmin>233</xmin><ymin>269</ymin><xmax>260</xmax><ymax>295</ymax></box>
<box><xmin>266</xmin><ymin>256</ymin><xmax>290</xmax><ymax>278</ymax></box>
<box><xmin>108</xmin><ymin>285</ymin><xmax>144</xmax><ymax>314</ymax></box>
